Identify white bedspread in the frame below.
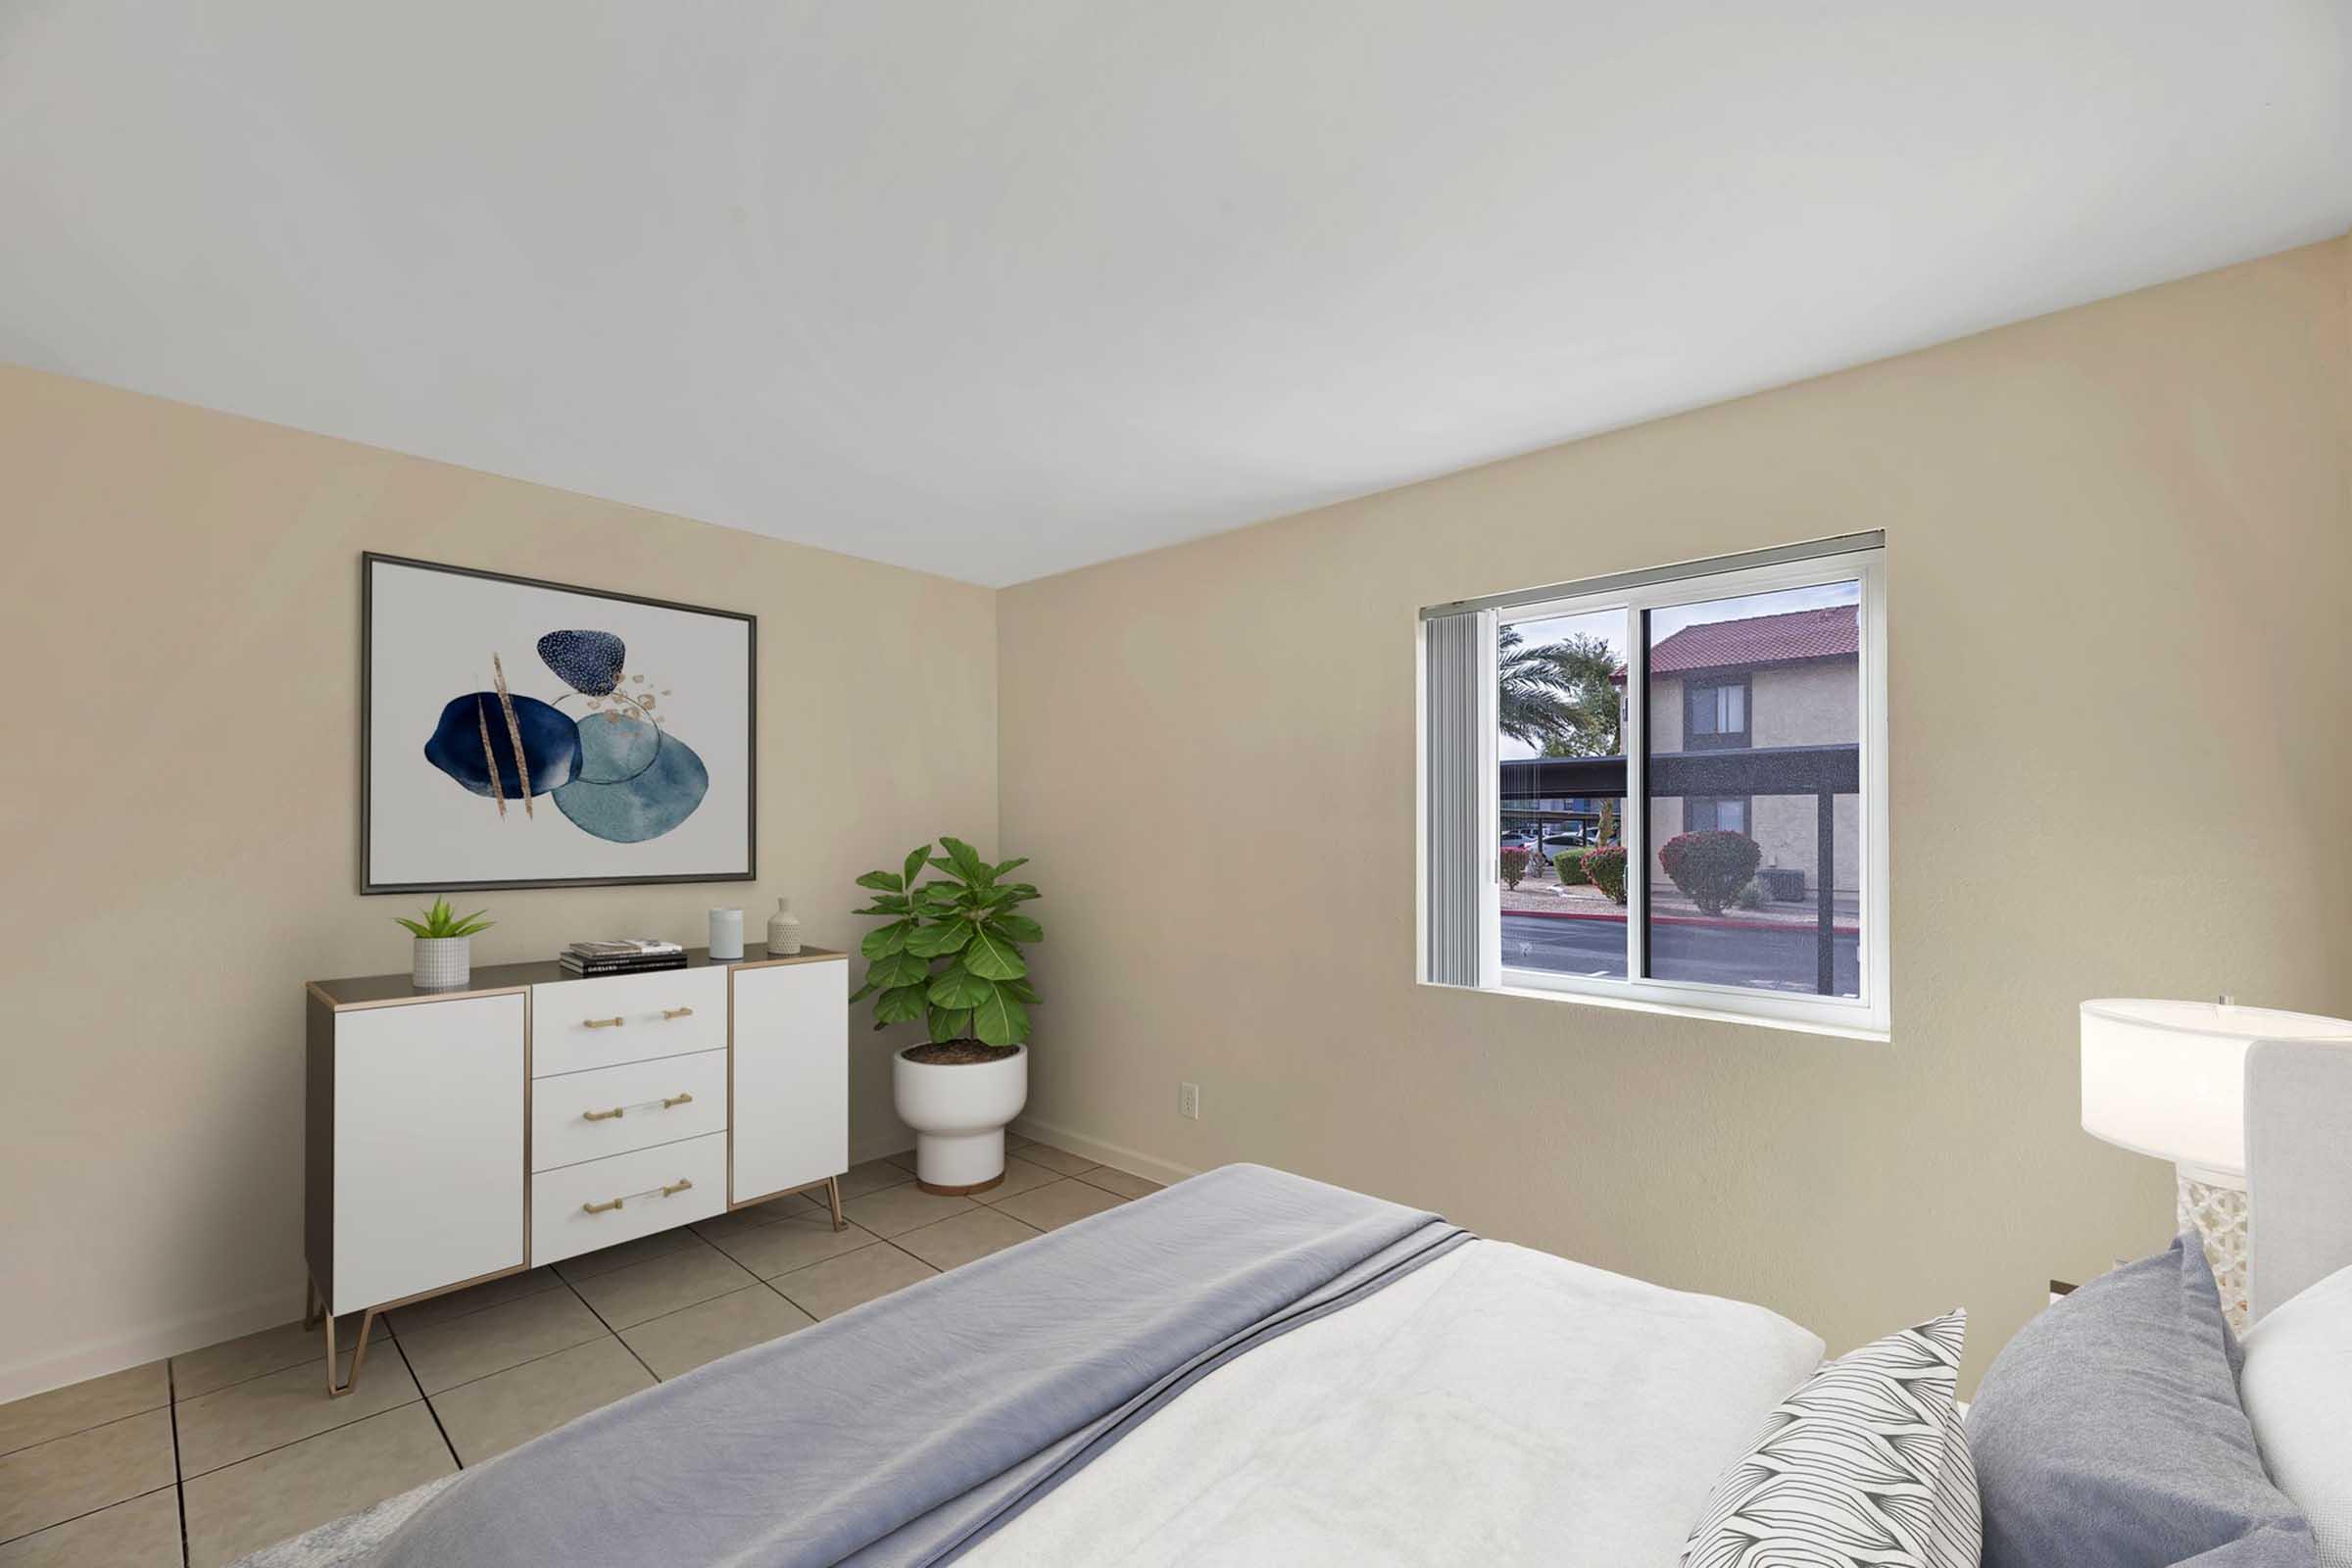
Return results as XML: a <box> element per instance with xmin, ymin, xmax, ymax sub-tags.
<box><xmin>965</xmin><ymin>1237</ymin><xmax>1822</xmax><ymax>1567</ymax></box>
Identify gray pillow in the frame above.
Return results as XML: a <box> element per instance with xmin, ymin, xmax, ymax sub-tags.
<box><xmin>1968</xmin><ymin>1234</ymin><xmax>2316</xmax><ymax>1568</ymax></box>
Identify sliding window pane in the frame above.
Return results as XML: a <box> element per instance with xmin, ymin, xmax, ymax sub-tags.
<box><xmin>1497</xmin><ymin>608</ymin><xmax>1627</xmax><ymax>979</ymax></box>
<box><xmin>1644</xmin><ymin>581</ymin><xmax>1862</xmax><ymax>998</ymax></box>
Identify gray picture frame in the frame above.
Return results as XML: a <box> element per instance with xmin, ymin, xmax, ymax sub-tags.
<box><xmin>360</xmin><ymin>552</ymin><xmax>757</xmax><ymax>894</ymax></box>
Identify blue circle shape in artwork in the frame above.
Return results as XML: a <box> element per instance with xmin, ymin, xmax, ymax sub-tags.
<box><xmin>423</xmin><ymin>692</ymin><xmax>583</xmax><ymax>800</ymax></box>
<box><xmin>537</xmin><ymin>630</ymin><xmax>626</xmax><ymax>696</ymax></box>
<box><xmin>553</xmin><ymin>715</ymin><xmax>709</xmax><ymax>842</ymax></box>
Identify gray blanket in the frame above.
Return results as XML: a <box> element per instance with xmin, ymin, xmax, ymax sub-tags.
<box><xmin>369</xmin><ymin>1163</ymin><xmax>1465</xmax><ymax>1568</ymax></box>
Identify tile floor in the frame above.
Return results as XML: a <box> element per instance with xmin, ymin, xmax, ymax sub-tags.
<box><xmin>0</xmin><ymin>1142</ymin><xmax>1157</xmax><ymax>1568</ymax></box>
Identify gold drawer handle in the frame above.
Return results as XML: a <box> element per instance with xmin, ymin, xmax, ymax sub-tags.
<box><xmin>661</xmin><ymin>1091</ymin><xmax>694</xmax><ymax>1109</ymax></box>
<box><xmin>582</xmin><ymin>1177</ymin><xmax>692</xmax><ymax>1216</ymax></box>
<box><xmin>583</xmin><ymin>1016</ymin><xmax>625</xmax><ymax>1029</ymax></box>
<box><xmin>662</xmin><ymin>1005</ymin><xmax>695</xmax><ymax>1020</ymax></box>
<box><xmin>582</xmin><ymin>1105</ymin><xmax>625</xmax><ymax>1122</ymax></box>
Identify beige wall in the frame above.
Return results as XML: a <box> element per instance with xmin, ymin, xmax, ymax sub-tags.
<box><xmin>0</xmin><ymin>367</ymin><xmax>997</xmax><ymax>1399</ymax></box>
<box><xmin>999</xmin><ymin>236</ymin><xmax>2352</xmax><ymax>1391</ymax></box>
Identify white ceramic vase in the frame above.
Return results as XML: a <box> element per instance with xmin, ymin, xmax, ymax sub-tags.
<box><xmin>892</xmin><ymin>1045</ymin><xmax>1028</xmax><ymax>1194</ymax></box>
<box><xmin>412</xmin><ymin>936</ymin><xmax>471</xmax><ymax>990</ymax></box>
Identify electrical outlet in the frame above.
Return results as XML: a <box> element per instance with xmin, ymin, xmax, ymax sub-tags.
<box><xmin>1178</xmin><ymin>1081</ymin><xmax>1200</xmax><ymax>1120</ymax></box>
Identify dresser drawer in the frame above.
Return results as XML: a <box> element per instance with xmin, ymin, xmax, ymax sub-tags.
<box><xmin>530</xmin><ymin>968</ymin><xmax>725</xmax><ymax>1077</ymax></box>
<box><xmin>532</xmin><ymin>1049</ymin><xmax>727</xmax><ymax>1173</ymax></box>
<box><xmin>531</xmin><ymin>1131</ymin><xmax>726</xmax><ymax>1267</ymax></box>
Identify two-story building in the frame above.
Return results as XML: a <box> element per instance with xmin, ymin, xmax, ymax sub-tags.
<box><xmin>1642</xmin><ymin>603</ymin><xmax>1860</xmax><ymax>896</ymax></box>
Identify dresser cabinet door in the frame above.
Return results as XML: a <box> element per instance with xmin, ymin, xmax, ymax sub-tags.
<box><xmin>332</xmin><ymin>995</ymin><xmax>525</xmax><ymax>1311</ymax></box>
<box><xmin>730</xmin><ymin>960</ymin><xmax>847</xmax><ymax>1203</ymax></box>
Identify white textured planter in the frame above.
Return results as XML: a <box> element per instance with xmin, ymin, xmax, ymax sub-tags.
<box><xmin>893</xmin><ymin>1044</ymin><xmax>1028</xmax><ymax>1194</ymax></box>
<box><xmin>411</xmin><ymin>936</ymin><xmax>471</xmax><ymax>990</ymax></box>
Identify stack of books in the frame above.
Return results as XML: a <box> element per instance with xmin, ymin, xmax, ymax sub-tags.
<box><xmin>561</xmin><ymin>939</ymin><xmax>688</xmax><ymax>977</ymax></box>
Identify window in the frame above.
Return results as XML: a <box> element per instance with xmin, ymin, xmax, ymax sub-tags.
<box><xmin>1420</xmin><ymin>534</ymin><xmax>1887</xmax><ymax>1038</ymax></box>
<box><xmin>1684</xmin><ymin>678</ymin><xmax>1749</xmax><ymax>750</ymax></box>
<box><xmin>1684</xmin><ymin>795</ymin><xmax>1748</xmax><ymax>833</ymax></box>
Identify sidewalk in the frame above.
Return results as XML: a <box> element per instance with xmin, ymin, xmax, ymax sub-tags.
<box><xmin>1498</xmin><ymin>875</ymin><xmax>1859</xmax><ymax>931</ymax></box>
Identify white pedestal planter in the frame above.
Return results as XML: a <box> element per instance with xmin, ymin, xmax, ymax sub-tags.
<box><xmin>893</xmin><ymin>1044</ymin><xmax>1028</xmax><ymax>1194</ymax></box>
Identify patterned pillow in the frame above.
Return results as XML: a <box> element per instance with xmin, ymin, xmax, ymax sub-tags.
<box><xmin>1682</xmin><ymin>1311</ymin><xmax>1979</xmax><ymax>1568</ymax></box>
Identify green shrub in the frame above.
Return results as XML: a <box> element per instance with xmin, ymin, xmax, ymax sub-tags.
<box><xmin>1498</xmin><ymin>846</ymin><xmax>1533</xmax><ymax>890</ymax></box>
<box><xmin>1658</xmin><ymin>831</ymin><xmax>1764</xmax><ymax>915</ymax></box>
<box><xmin>1735</xmin><ymin>878</ymin><xmax>1766</xmax><ymax>911</ymax></box>
<box><xmin>1553</xmin><ymin>849</ymin><xmax>1590</xmax><ymax>886</ymax></box>
<box><xmin>1585</xmin><ymin>845</ymin><xmax>1628</xmax><ymax>905</ymax></box>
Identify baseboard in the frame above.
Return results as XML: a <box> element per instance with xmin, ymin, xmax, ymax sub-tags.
<box><xmin>1008</xmin><ymin>1115</ymin><xmax>1200</xmax><ymax>1189</ymax></box>
<box><xmin>0</xmin><ymin>1286</ymin><xmax>300</xmax><ymax>1406</ymax></box>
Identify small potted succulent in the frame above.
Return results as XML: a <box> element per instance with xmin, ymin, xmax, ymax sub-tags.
<box><xmin>395</xmin><ymin>897</ymin><xmax>494</xmax><ymax>989</ymax></box>
<box><xmin>852</xmin><ymin>838</ymin><xmax>1040</xmax><ymax>1194</ymax></box>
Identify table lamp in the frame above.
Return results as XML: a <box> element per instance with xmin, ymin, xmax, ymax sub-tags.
<box><xmin>2082</xmin><ymin>998</ymin><xmax>2352</xmax><ymax>1326</ymax></box>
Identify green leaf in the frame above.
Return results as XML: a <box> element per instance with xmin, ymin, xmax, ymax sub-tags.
<box><xmin>393</xmin><ymin>917</ymin><xmax>428</xmax><ymax>937</ymax></box>
<box><xmin>865</xmin><ymin>951</ymin><xmax>929</xmax><ymax>989</ymax></box>
<box><xmin>962</xmin><ymin>926</ymin><xmax>1027</xmax><ymax>980</ymax></box>
<box><xmin>1002</xmin><ymin>976</ymin><xmax>1040</xmax><ymax>1004</ymax></box>
<box><xmin>849</xmin><ymin>980</ymin><xmax>878</xmax><ymax>1003</ymax></box>
<box><xmin>939</xmin><ymin>837</ymin><xmax>990</xmax><ymax>884</ymax></box>
<box><xmin>859</xmin><ymin>920</ymin><xmax>911</xmax><ymax>959</ymax></box>
<box><xmin>926</xmin><ymin>964</ymin><xmax>994</xmax><ymax>1009</ymax></box>
<box><xmin>971</xmin><ymin>886</ymin><xmax>1017</xmax><ymax>908</ymax></box>
<box><xmin>902</xmin><ymin>845</ymin><xmax>932</xmax><ymax>895</ymax></box>
<box><xmin>995</xmin><ymin>883</ymin><xmax>1041</xmax><ymax>906</ymax></box>
<box><xmin>853</xmin><ymin>894</ymin><xmax>911</xmax><ymax>916</ymax></box>
<box><xmin>874</xmin><ymin>983</ymin><xmax>928</xmax><ymax>1025</ymax></box>
<box><xmin>991</xmin><ymin>857</ymin><xmax>1029</xmax><ymax>880</ymax></box>
<box><xmin>905</xmin><ymin>921</ymin><xmax>972</xmax><ymax>957</ymax></box>
<box><xmin>988</xmin><ymin>912</ymin><xmax>1042</xmax><ymax>944</ymax></box>
<box><xmin>926</xmin><ymin>1006</ymin><xmax>972</xmax><ymax>1044</ymax></box>
<box><xmin>911</xmin><ymin>884</ymin><xmax>962</xmax><ymax>913</ymax></box>
<box><xmin>970</xmin><ymin>982</ymin><xmax>1031</xmax><ymax>1047</ymax></box>
<box><xmin>855</xmin><ymin>869</ymin><xmax>905</xmax><ymax>894</ymax></box>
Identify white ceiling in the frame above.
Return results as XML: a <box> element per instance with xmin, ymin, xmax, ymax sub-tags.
<box><xmin>3</xmin><ymin>4</ymin><xmax>2346</xmax><ymax>586</ymax></box>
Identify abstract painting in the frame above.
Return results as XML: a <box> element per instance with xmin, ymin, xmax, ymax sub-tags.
<box><xmin>363</xmin><ymin>554</ymin><xmax>755</xmax><ymax>892</ymax></box>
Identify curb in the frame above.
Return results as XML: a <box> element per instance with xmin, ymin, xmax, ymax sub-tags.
<box><xmin>1500</xmin><ymin>904</ymin><xmax>1860</xmax><ymax>937</ymax></box>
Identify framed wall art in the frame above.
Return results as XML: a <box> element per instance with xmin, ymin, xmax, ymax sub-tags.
<box><xmin>362</xmin><ymin>553</ymin><xmax>756</xmax><ymax>893</ymax></box>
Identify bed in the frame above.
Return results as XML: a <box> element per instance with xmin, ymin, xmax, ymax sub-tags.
<box><xmin>244</xmin><ymin>1039</ymin><xmax>2352</xmax><ymax>1568</ymax></box>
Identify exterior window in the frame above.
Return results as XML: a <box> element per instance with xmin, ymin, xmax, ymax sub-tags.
<box><xmin>1684</xmin><ymin>795</ymin><xmax>1749</xmax><ymax>833</ymax></box>
<box><xmin>1422</xmin><ymin>535</ymin><xmax>1887</xmax><ymax>1039</ymax></box>
<box><xmin>1684</xmin><ymin>678</ymin><xmax>1749</xmax><ymax>750</ymax></box>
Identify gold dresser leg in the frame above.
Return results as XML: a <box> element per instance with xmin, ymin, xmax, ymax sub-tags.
<box><xmin>323</xmin><ymin>1306</ymin><xmax>379</xmax><ymax>1399</ymax></box>
<box><xmin>826</xmin><ymin>1176</ymin><xmax>846</xmax><ymax>1232</ymax></box>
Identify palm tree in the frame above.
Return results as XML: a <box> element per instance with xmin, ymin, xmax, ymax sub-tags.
<box><xmin>1497</xmin><ymin>627</ymin><xmax>1622</xmax><ymax>754</ymax></box>
<box><xmin>1497</xmin><ymin>625</ymin><xmax>1576</xmax><ymax>747</ymax></box>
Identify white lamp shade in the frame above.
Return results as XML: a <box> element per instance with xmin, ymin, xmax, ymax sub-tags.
<box><xmin>2082</xmin><ymin>999</ymin><xmax>2352</xmax><ymax>1185</ymax></box>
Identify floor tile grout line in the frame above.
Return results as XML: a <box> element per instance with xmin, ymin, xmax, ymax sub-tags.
<box><xmin>168</xmin><ymin>1357</ymin><xmax>190</xmax><ymax>1567</ymax></box>
<box><xmin>0</xmin><ymin>1481</ymin><xmax>182</xmax><ymax>1552</ymax></box>
<box><xmin>556</xmin><ymin>1274</ymin><xmax>664</xmax><ymax>1386</ymax></box>
<box><xmin>175</xmin><ymin>1388</ymin><xmax>429</xmax><ymax>1486</ymax></box>
<box><xmin>392</xmin><ymin>1333</ymin><xmax>463</xmax><ymax>1473</ymax></box>
<box><xmin>0</xmin><ymin>1395</ymin><xmax>174</xmax><ymax>1460</ymax></box>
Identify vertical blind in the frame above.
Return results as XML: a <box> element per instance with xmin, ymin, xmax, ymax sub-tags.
<box><xmin>1423</xmin><ymin>610</ymin><xmax>1482</xmax><ymax>986</ymax></box>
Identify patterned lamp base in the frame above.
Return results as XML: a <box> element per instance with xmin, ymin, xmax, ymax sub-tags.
<box><xmin>2178</xmin><ymin>1169</ymin><xmax>2249</xmax><ymax>1329</ymax></box>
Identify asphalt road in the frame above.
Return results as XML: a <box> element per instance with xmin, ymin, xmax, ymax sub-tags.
<box><xmin>1500</xmin><ymin>912</ymin><xmax>1859</xmax><ymax>996</ymax></box>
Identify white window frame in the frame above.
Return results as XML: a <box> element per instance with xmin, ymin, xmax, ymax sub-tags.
<box><xmin>1436</xmin><ymin>543</ymin><xmax>1889</xmax><ymax>1041</ymax></box>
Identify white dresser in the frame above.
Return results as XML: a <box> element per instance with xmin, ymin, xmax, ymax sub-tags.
<box><xmin>304</xmin><ymin>945</ymin><xmax>847</xmax><ymax>1396</ymax></box>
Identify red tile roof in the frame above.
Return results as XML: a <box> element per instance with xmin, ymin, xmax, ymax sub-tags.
<box><xmin>1646</xmin><ymin>604</ymin><xmax>1858</xmax><ymax>676</ymax></box>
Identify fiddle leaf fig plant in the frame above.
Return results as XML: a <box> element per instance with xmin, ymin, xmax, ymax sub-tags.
<box><xmin>850</xmin><ymin>837</ymin><xmax>1042</xmax><ymax>1048</ymax></box>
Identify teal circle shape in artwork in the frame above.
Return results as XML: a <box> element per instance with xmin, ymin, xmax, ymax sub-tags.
<box><xmin>553</xmin><ymin>715</ymin><xmax>709</xmax><ymax>843</ymax></box>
